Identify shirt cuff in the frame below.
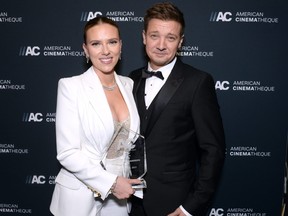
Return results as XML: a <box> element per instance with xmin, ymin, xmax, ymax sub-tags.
<box><xmin>180</xmin><ymin>205</ymin><xmax>193</xmax><ymax>216</ymax></box>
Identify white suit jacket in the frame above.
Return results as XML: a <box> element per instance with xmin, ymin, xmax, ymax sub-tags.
<box><xmin>50</xmin><ymin>67</ymin><xmax>140</xmax><ymax>214</ymax></box>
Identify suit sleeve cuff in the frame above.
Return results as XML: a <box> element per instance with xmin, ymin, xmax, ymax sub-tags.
<box><xmin>180</xmin><ymin>205</ymin><xmax>193</xmax><ymax>216</ymax></box>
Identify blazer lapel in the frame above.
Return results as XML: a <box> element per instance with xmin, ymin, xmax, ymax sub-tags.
<box><xmin>82</xmin><ymin>67</ymin><xmax>112</xmax><ymax>122</ymax></box>
<box><xmin>81</xmin><ymin>67</ymin><xmax>114</xmax><ymax>152</ymax></box>
<box><xmin>132</xmin><ymin>69</ymin><xmax>146</xmax><ymax>110</ymax></box>
<box><xmin>115</xmin><ymin>75</ymin><xmax>140</xmax><ymax>136</ymax></box>
<box><xmin>132</xmin><ymin>69</ymin><xmax>149</xmax><ymax>134</ymax></box>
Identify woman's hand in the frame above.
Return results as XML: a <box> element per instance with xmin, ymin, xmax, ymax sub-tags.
<box><xmin>112</xmin><ymin>176</ymin><xmax>142</xmax><ymax>199</ymax></box>
<box><xmin>167</xmin><ymin>207</ymin><xmax>187</xmax><ymax>216</ymax></box>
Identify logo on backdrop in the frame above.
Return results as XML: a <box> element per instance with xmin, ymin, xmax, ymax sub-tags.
<box><xmin>0</xmin><ymin>143</ymin><xmax>28</xmax><ymax>154</ymax></box>
<box><xmin>19</xmin><ymin>46</ymin><xmax>84</xmax><ymax>57</ymax></box>
<box><xmin>210</xmin><ymin>11</ymin><xmax>278</xmax><ymax>23</ymax></box>
<box><xmin>0</xmin><ymin>12</ymin><xmax>22</xmax><ymax>23</ymax></box>
<box><xmin>25</xmin><ymin>175</ymin><xmax>56</xmax><ymax>185</ymax></box>
<box><xmin>80</xmin><ymin>11</ymin><xmax>143</xmax><ymax>22</ymax></box>
<box><xmin>22</xmin><ymin>112</ymin><xmax>55</xmax><ymax>123</ymax></box>
<box><xmin>178</xmin><ymin>45</ymin><xmax>214</xmax><ymax>57</ymax></box>
<box><xmin>209</xmin><ymin>208</ymin><xmax>224</xmax><ymax>216</ymax></box>
<box><xmin>0</xmin><ymin>203</ymin><xmax>32</xmax><ymax>214</ymax></box>
<box><xmin>210</xmin><ymin>12</ymin><xmax>232</xmax><ymax>22</ymax></box>
<box><xmin>228</xmin><ymin>146</ymin><xmax>271</xmax><ymax>158</ymax></box>
<box><xmin>0</xmin><ymin>79</ymin><xmax>25</xmax><ymax>90</ymax></box>
<box><xmin>209</xmin><ymin>207</ymin><xmax>267</xmax><ymax>216</ymax></box>
<box><xmin>215</xmin><ymin>80</ymin><xmax>275</xmax><ymax>92</ymax></box>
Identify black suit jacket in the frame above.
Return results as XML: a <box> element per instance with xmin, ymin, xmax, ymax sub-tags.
<box><xmin>129</xmin><ymin>59</ymin><xmax>225</xmax><ymax>216</ymax></box>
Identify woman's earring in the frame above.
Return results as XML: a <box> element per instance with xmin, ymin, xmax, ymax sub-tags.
<box><xmin>119</xmin><ymin>52</ymin><xmax>122</xmax><ymax>60</ymax></box>
<box><xmin>86</xmin><ymin>56</ymin><xmax>90</xmax><ymax>64</ymax></box>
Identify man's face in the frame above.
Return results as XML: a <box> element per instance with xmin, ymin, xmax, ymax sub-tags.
<box><xmin>143</xmin><ymin>18</ymin><xmax>183</xmax><ymax>70</ymax></box>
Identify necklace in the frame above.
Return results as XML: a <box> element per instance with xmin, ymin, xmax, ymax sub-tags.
<box><xmin>102</xmin><ymin>81</ymin><xmax>117</xmax><ymax>91</ymax></box>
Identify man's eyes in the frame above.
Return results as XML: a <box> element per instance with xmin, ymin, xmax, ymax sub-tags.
<box><xmin>149</xmin><ymin>34</ymin><xmax>177</xmax><ymax>41</ymax></box>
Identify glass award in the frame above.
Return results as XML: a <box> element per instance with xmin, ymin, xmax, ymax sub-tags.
<box><xmin>128</xmin><ymin>130</ymin><xmax>147</xmax><ymax>189</ymax></box>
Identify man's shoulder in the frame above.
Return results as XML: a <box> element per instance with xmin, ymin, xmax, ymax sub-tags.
<box><xmin>177</xmin><ymin>60</ymin><xmax>211</xmax><ymax>78</ymax></box>
<box><xmin>174</xmin><ymin>61</ymin><xmax>217</xmax><ymax>88</ymax></box>
<box><xmin>129</xmin><ymin>66</ymin><xmax>145</xmax><ymax>79</ymax></box>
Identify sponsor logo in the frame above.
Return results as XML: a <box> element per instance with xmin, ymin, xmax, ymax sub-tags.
<box><xmin>210</xmin><ymin>12</ymin><xmax>232</xmax><ymax>22</ymax></box>
<box><xmin>22</xmin><ymin>112</ymin><xmax>55</xmax><ymax>123</ymax></box>
<box><xmin>19</xmin><ymin>46</ymin><xmax>84</xmax><ymax>57</ymax></box>
<box><xmin>19</xmin><ymin>46</ymin><xmax>40</xmax><ymax>56</ymax></box>
<box><xmin>209</xmin><ymin>208</ymin><xmax>224</xmax><ymax>216</ymax></box>
<box><xmin>177</xmin><ymin>45</ymin><xmax>214</xmax><ymax>57</ymax></box>
<box><xmin>0</xmin><ymin>79</ymin><xmax>25</xmax><ymax>90</ymax></box>
<box><xmin>226</xmin><ymin>208</ymin><xmax>267</xmax><ymax>216</ymax></box>
<box><xmin>0</xmin><ymin>12</ymin><xmax>22</xmax><ymax>23</ymax></box>
<box><xmin>80</xmin><ymin>11</ymin><xmax>103</xmax><ymax>21</ymax></box>
<box><xmin>235</xmin><ymin>12</ymin><xmax>278</xmax><ymax>23</ymax></box>
<box><xmin>0</xmin><ymin>203</ymin><xmax>32</xmax><ymax>214</ymax></box>
<box><xmin>26</xmin><ymin>175</ymin><xmax>46</xmax><ymax>184</ymax></box>
<box><xmin>22</xmin><ymin>113</ymin><xmax>43</xmax><ymax>122</ymax></box>
<box><xmin>215</xmin><ymin>81</ymin><xmax>230</xmax><ymax>91</ymax></box>
<box><xmin>25</xmin><ymin>175</ymin><xmax>56</xmax><ymax>185</ymax></box>
<box><xmin>0</xmin><ymin>143</ymin><xmax>29</xmax><ymax>154</ymax></box>
<box><xmin>210</xmin><ymin>11</ymin><xmax>278</xmax><ymax>24</ymax></box>
<box><xmin>209</xmin><ymin>208</ymin><xmax>268</xmax><ymax>216</ymax></box>
<box><xmin>80</xmin><ymin>11</ymin><xmax>143</xmax><ymax>22</ymax></box>
<box><xmin>229</xmin><ymin>146</ymin><xmax>271</xmax><ymax>157</ymax></box>
<box><xmin>215</xmin><ymin>80</ymin><xmax>275</xmax><ymax>92</ymax></box>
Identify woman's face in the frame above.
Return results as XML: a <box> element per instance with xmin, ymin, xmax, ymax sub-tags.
<box><xmin>83</xmin><ymin>23</ymin><xmax>122</xmax><ymax>74</ymax></box>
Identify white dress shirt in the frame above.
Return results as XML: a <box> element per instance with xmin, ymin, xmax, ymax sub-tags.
<box><xmin>144</xmin><ymin>57</ymin><xmax>176</xmax><ymax>108</ymax></box>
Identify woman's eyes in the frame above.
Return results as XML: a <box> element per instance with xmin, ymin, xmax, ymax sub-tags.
<box><xmin>91</xmin><ymin>40</ymin><xmax>118</xmax><ymax>46</ymax></box>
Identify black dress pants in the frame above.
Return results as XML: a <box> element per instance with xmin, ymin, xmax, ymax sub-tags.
<box><xmin>129</xmin><ymin>196</ymin><xmax>147</xmax><ymax>216</ymax></box>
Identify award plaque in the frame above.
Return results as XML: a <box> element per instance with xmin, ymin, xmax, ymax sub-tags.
<box><xmin>129</xmin><ymin>131</ymin><xmax>147</xmax><ymax>189</ymax></box>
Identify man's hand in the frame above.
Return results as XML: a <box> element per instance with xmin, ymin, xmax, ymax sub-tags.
<box><xmin>167</xmin><ymin>207</ymin><xmax>187</xmax><ymax>216</ymax></box>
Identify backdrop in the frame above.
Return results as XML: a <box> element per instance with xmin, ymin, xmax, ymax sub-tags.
<box><xmin>1</xmin><ymin>0</ymin><xmax>287</xmax><ymax>215</ymax></box>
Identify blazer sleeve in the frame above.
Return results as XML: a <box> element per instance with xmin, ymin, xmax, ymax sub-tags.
<box><xmin>55</xmin><ymin>77</ymin><xmax>116</xmax><ymax>199</ymax></box>
<box><xmin>183</xmin><ymin>73</ymin><xmax>226</xmax><ymax>215</ymax></box>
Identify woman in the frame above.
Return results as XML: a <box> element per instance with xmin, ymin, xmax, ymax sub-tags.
<box><xmin>50</xmin><ymin>17</ymin><xmax>141</xmax><ymax>216</ymax></box>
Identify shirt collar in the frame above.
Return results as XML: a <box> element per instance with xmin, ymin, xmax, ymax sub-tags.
<box><xmin>147</xmin><ymin>57</ymin><xmax>177</xmax><ymax>80</ymax></box>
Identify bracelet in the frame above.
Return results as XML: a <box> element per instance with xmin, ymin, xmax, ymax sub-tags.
<box><xmin>110</xmin><ymin>176</ymin><xmax>118</xmax><ymax>194</ymax></box>
<box><xmin>87</xmin><ymin>185</ymin><xmax>101</xmax><ymax>198</ymax></box>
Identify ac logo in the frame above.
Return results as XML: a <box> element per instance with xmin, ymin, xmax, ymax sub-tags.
<box><xmin>22</xmin><ymin>113</ymin><xmax>43</xmax><ymax>122</ymax></box>
<box><xmin>215</xmin><ymin>81</ymin><xmax>230</xmax><ymax>90</ymax></box>
<box><xmin>80</xmin><ymin>11</ymin><xmax>102</xmax><ymax>21</ymax></box>
<box><xmin>210</xmin><ymin>12</ymin><xmax>232</xmax><ymax>22</ymax></box>
<box><xmin>209</xmin><ymin>208</ymin><xmax>224</xmax><ymax>216</ymax></box>
<box><xmin>26</xmin><ymin>175</ymin><xmax>46</xmax><ymax>184</ymax></box>
<box><xmin>19</xmin><ymin>46</ymin><xmax>40</xmax><ymax>56</ymax></box>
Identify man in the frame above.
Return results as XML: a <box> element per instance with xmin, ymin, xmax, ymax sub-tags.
<box><xmin>129</xmin><ymin>2</ymin><xmax>225</xmax><ymax>216</ymax></box>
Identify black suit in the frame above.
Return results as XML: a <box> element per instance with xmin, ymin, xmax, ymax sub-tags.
<box><xmin>129</xmin><ymin>59</ymin><xmax>225</xmax><ymax>216</ymax></box>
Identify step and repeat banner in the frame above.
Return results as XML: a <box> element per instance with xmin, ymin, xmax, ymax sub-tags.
<box><xmin>1</xmin><ymin>0</ymin><xmax>288</xmax><ymax>215</ymax></box>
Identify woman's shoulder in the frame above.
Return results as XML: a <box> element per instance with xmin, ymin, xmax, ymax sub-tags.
<box><xmin>58</xmin><ymin>74</ymin><xmax>82</xmax><ymax>88</ymax></box>
<box><xmin>58</xmin><ymin>68</ymin><xmax>92</xmax><ymax>86</ymax></box>
<box><xmin>57</xmin><ymin>72</ymin><xmax>88</xmax><ymax>96</ymax></box>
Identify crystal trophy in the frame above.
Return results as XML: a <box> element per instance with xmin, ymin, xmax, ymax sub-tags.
<box><xmin>128</xmin><ymin>130</ymin><xmax>147</xmax><ymax>189</ymax></box>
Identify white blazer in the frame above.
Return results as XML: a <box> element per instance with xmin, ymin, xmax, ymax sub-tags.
<box><xmin>50</xmin><ymin>67</ymin><xmax>140</xmax><ymax>215</ymax></box>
